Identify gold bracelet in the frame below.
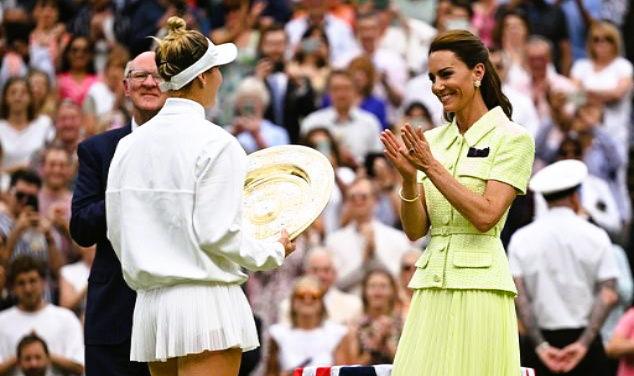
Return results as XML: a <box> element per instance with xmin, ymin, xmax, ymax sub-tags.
<box><xmin>399</xmin><ymin>188</ymin><xmax>420</xmax><ymax>202</ymax></box>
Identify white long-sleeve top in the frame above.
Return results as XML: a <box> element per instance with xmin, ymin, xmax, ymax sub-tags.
<box><xmin>106</xmin><ymin>98</ymin><xmax>285</xmax><ymax>291</ymax></box>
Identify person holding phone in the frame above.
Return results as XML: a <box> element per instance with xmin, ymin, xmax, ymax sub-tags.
<box><xmin>230</xmin><ymin>76</ymin><xmax>290</xmax><ymax>154</ymax></box>
<box><xmin>0</xmin><ymin>169</ymin><xmax>64</xmax><ymax>298</ymax></box>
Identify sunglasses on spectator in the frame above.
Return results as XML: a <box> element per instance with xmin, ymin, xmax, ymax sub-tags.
<box><xmin>294</xmin><ymin>291</ymin><xmax>322</xmax><ymax>301</ymax></box>
<box><xmin>128</xmin><ymin>71</ymin><xmax>164</xmax><ymax>83</ymax></box>
<box><xmin>592</xmin><ymin>35</ymin><xmax>614</xmax><ymax>44</ymax></box>
<box><xmin>401</xmin><ymin>264</ymin><xmax>416</xmax><ymax>272</ymax></box>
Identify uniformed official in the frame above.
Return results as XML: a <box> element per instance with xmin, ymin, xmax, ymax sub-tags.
<box><xmin>509</xmin><ymin>159</ymin><xmax>619</xmax><ymax>376</ymax></box>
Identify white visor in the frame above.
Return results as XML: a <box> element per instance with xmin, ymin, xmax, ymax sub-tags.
<box><xmin>159</xmin><ymin>38</ymin><xmax>237</xmax><ymax>92</ymax></box>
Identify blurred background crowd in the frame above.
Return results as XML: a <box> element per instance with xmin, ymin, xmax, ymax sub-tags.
<box><xmin>0</xmin><ymin>0</ymin><xmax>632</xmax><ymax>375</ymax></box>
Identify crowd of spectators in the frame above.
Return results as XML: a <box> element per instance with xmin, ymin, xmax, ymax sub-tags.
<box><xmin>0</xmin><ymin>0</ymin><xmax>632</xmax><ymax>375</ymax></box>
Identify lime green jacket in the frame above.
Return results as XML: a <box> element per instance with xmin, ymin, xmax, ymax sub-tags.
<box><xmin>409</xmin><ymin>107</ymin><xmax>535</xmax><ymax>295</ymax></box>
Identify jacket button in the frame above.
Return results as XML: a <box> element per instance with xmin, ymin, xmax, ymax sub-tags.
<box><xmin>433</xmin><ymin>275</ymin><xmax>441</xmax><ymax>282</ymax></box>
<box><xmin>443</xmin><ymin>215</ymin><xmax>450</xmax><ymax>224</ymax></box>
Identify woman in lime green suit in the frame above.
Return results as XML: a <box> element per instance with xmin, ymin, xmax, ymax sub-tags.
<box><xmin>381</xmin><ymin>30</ymin><xmax>535</xmax><ymax>376</ymax></box>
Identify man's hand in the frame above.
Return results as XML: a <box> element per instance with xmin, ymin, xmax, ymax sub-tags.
<box><xmin>277</xmin><ymin>228</ymin><xmax>295</xmax><ymax>257</ymax></box>
<box><xmin>255</xmin><ymin>58</ymin><xmax>274</xmax><ymax>80</ymax></box>
<box><xmin>560</xmin><ymin>341</ymin><xmax>588</xmax><ymax>372</ymax></box>
<box><xmin>359</xmin><ymin>222</ymin><xmax>375</xmax><ymax>261</ymax></box>
<box><xmin>15</xmin><ymin>208</ymin><xmax>38</xmax><ymax>232</ymax></box>
<box><xmin>537</xmin><ymin>343</ymin><xmax>566</xmax><ymax>373</ymax></box>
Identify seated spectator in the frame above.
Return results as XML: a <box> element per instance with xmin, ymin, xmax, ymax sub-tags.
<box><xmin>28</xmin><ymin>70</ymin><xmax>57</xmax><ymax>119</ymax></box>
<box><xmin>84</xmin><ymin>45</ymin><xmax>130</xmax><ymax>135</ymax></box>
<box><xmin>30</xmin><ymin>100</ymin><xmax>84</xmax><ymax>188</ymax></box>
<box><xmin>29</xmin><ymin>0</ymin><xmax>68</xmax><ymax>78</ymax></box>
<box><xmin>285</xmin><ymin>0</ymin><xmax>357</xmax><ymax>64</ymax></box>
<box><xmin>301</xmin><ymin>70</ymin><xmax>383</xmax><ymax>166</ymax></box>
<box><xmin>0</xmin><ymin>170</ymin><xmax>64</xmax><ymax>282</ymax></box>
<box><xmin>210</xmin><ymin>0</ymin><xmax>263</xmax><ymax>125</ymax></box>
<box><xmin>364</xmin><ymin>153</ymin><xmax>401</xmax><ymax>228</ymax></box>
<box><xmin>327</xmin><ymin>177</ymin><xmax>413</xmax><ymax>294</ymax></box>
<box><xmin>300</xmin><ymin>127</ymin><xmax>356</xmax><ymax>237</ymax></box>
<box><xmin>0</xmin><ymin>256</ymin><xmax>84</xmax><ymax>376</ymax></box>
<box><xmin>57</xmin><ymin>35</ymin><xmax>98</xmax><ymax>107</ymax></box>
<box><xmin>256</xmin><ymin>24</ymin><xmax>317</xmax><ymax>144</ymax></box>
<box><xmin>571</xmin><ymin>20</ymin><xmax>633</xmax><ymax>162</ymax></box>
<box><xmin>230</xmin><ymin>76</ymin><xmax>290</xmax><ymax>154</ymax></box>
<box><xmin>507</xmin><ymin>36</ymin><xmax>577</xmax><ymax>125</ymax></box>
<box><xmin>535</xmin><ymin>102</ymin><xmax>625</xmax><ymax>229</ymax></box>
<box><xmin>59</xmin><ymin>245</ymin><xmax>94</xmax><ymax>321</ymax></box>
<box><xmin>15</xmin><ymin>333</ymin><xmax>53</xmax><ymax>376</ymax></box>
<box><xmin>266</xmin><ymin>276</ymin><xmax>352</xmax><ymax>375</ymax></box>
<box><xmin>489</xmin><ymin>47</ymin><xmax>540</xmax><ymax>138</ymax></box>
<box><xmin>397</xmin><ymin>249</ymin><xmax>422</xmax><ymax>320</ymax></box>
<box><xmin>287</xmin><ymin>25</ymin><xmax>331</xmax><ymax>97</ymax></box>
<box><xmin>0</xmin><ymin>77</ymin><xmax>54</xmax><ymax>173</ymax></box>
<box><xmin>278</xmin><ymin>248</ymin><xmax>362</xmax><ymax>325</ymax></box>
<box><xmin>323</xmin><ymin>56</ymin><xmax>387</xmax><ymax>130</ymax></box>
<box><xmin>374</xmin><ymin>2</ymin><xmax>436</xmax><ymax>78</ymax></box>
<box><xmin>349</xmin><ymin>268</ymin><xmax>403</xmax><ymax>365</ymax></box>
<box><xmin>491</xmin><ymin>9</ymin><xmax>530</xmax><ymax>85</ymax></box>
<box><xmin>336</xmin><ymin>11</ymin><xmax>406</xmax><ymax>122</ymax></box>
<box><xmin>37</xmin><ymin>146</ymin><xmax>76</xmax><ymax>263</ymax></box>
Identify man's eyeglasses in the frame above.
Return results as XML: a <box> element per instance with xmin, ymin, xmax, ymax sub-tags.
<box><xmin>127</xmin><ymin>71</ymin><xmax>164</xmax><ymax>83</ymax></box>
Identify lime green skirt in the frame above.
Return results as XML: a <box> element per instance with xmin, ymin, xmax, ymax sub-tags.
<box><xmin>392</xmin><ymin>288</ymin><xmax>521</xmax><ymax>376</ymax></box>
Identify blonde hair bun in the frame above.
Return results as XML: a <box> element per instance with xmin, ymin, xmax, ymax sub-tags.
<box><xmin>166</xmin><ymin>16</ymin><xmax>187</xmax><ymax>34</ymax></box>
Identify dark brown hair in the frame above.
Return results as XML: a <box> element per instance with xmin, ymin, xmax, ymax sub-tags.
<box><xmin>17</xmin><ymin>333</ymin><xmax>49</xmax><ymax>359</ymax></box>
<box><xmin>361</xmin><ymin>268</ymin><xmax>398</xmax><ymax>313</ymax></box>
<box><xmin>0</xmin><ymin>77</ymin><xmax>36</xmax><ymax>121</ymax></box>
<box><xmin>8</xmin><ymin>256</ymin><xmax>46</xmax><ymax>288</ymax></box>
<box><xmin>430</xmin><ymin>30</ymin><xmax>512</xmax><ymax>122</ymax></box>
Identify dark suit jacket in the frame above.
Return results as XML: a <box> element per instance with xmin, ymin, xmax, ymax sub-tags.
<box><xmin>263</xmin><ymin>75</ymin><xmax>316</xmax><ymax>144</ymax></box>
<box><xmin>70</xmin><ymin>124</ymin><xmax>135</xmax><ymax>345</ymax></box>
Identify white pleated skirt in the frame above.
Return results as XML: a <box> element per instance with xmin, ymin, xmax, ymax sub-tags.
<box><xmin>131</xmin><ymin>283</ymin><xmax>259</xmax><ymax>362</ymax></box>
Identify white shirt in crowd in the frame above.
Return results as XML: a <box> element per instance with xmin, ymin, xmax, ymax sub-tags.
<box><xmin>503</xmin><ymin>84</ymin><xmax>540</xmax><ymax>138</ymax></box>
<box><xmin>85</xmin><ymin>82</ymin><xmax>116</xmax><ymax>118</ymax></box>
<box><xmin>60</xmin><ymin>261</ymin><xmax>90</xmax><ymax>295</ymax></box>
<box><xmin>571</xmin><ymin>56</ymin><xmax>634</xmax><ymax>160</ymax></box>
<box><xmin>235</xmin><ymin>119</ymin><xmax>290</xmax><ymax>154</ymax></box>
<box><xmin>0</xmin><ymin>305</ymin><xmax>84</xmax><ymax>376</ymax></box>
<box><xmin>403</xmin><ymin>74</ymin><xmax>445</xmax><ymax>127</ymax></box>
<box><xmin>277</xmin><ymin>287</ymin><xmax>363</xmax><ymax>326</ymax></box>
<box><xmin>285</xmin><ymin>15</ymin><xmax>358</xmax><ymax>65</ymax></box>
<box><xmin>106</xmin><ymin>98</ymin><xmax>284</xmax><ymax>291</ymax></box>
<box><xmin>0</xmin><ymin>115</ymin><xmax>54</xmax><ymax>170</ymax></box>
<box><xmin>508</xmin><ymin>207</ymin><xmax>620</xmax><ymax>330</ymax></box>
<box><xmin>269</xmin><ymin>320</ymin><xmax>347</xmax><ymax>372</ymax></box>
<box><xmin>326</xmin><ymin>220</ymin><xmax>413</xmax><ymax>292</ymax></box>
<box><xmin>301</xmin><ymin>106</ymin><xmax>383</xmax><ymax>164</ymax></box>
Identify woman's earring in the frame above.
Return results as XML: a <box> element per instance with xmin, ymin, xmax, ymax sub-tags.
<box><xmin>474</xmin><ymin>80</ymin><xmax>481</xmax><ymax>88</ymax></box>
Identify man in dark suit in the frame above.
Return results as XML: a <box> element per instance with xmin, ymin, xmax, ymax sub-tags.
<box><xmin>255</xmin><ymin>24</ymin><xmax>316</xmax><ymax>144</ymax></box>
<box><xmin>70</xmin><ymin>51</ymin><xmax>166</xmax><ymax>376</ymax></box>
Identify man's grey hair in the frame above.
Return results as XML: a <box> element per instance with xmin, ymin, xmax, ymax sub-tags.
<box><xmin>526</xmin><ymin>35</ymin><xmax>555</xmax><ymax>59</ymax></box>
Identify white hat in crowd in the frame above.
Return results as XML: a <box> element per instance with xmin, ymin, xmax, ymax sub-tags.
<box><xmin>529</xmin><ymin>159</ymin><xmax>588</xmax><ymax>196</ymax></box>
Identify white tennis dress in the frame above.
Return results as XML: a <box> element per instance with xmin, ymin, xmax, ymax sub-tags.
<box><xmin>106</xmin><ymin>98</ymin><xmax>285</xmax><ymax>362</ymax></box>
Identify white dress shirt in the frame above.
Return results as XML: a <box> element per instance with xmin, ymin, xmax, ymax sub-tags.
<box><xmin>106</xmin><ymin>98</ymin><xmax>285</xmax><ymax>291</ymax></box>
<box><xmin>508</xmin><ymin>207</ymin><xmax>619</xmax><ymax>330</ymax></box>
<box><xmin>326</xmin><ymin>220</ymin><xmax>413</xmax><ymax>292</ymax></box>
<box><xmin>300</xmin><ymin>106</ymin><xmax>383</xmax><ymax>164</ymax></box>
